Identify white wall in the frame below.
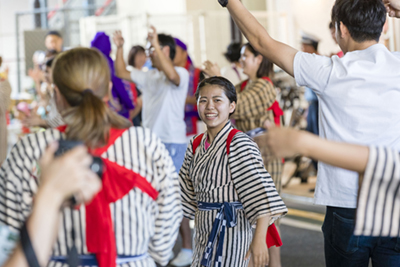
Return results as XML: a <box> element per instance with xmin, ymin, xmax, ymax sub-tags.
<box><xmin>0</xmin><ymin>0</ymin><xmax>34</xmax><ymax>94</ymax></box>
<box><xmin>268</xmin><ymin>0</ymin><xmax>338</xmax><ymax>55</ymax></box>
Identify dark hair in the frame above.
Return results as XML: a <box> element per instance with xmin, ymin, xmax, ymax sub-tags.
<box><xmin>329</xmin><ymin>21</ymin><xmax>334</xmax><ymax>29</ymax></box>
<box><xmin>158</xmin><ymin>34</ymin><xmax>176</xmax><ymax>61</ymax></box>
<box><xmin>195</xmin><ymin>76</ymin><xmax>237</xmax><ymax>116</ymax></box>
<box><xmin>224</xmin><ymin>42</ymin><xmax>242</xmax><ymax>63</ymax></box>
<box><xmin>331</xmin><ymin>0</ymin><xmax>386</xmax><ymax>42</ymax></box>
<box><xmin>127</xmin><ymin>45</ymin><xmax>145</xmax><ymax>67</ymax></box>
<box><xmin>243</xmin><ymin>43</ymin><xmax>274</xmax><ymax>78</ymax></box>
<box><xmin>46</xmin><ymin>30</ymin><xmax>62</xmax><ymax>38</ymax></box>
<box><xmin>0</xmin><ymin>56</ymin><xmax>2</xmax><ymax>67</ymax></box>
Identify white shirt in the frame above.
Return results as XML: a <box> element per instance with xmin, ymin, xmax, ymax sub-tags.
<box><xmin>130</xmin><ymin>67</ymin><xmax>189</xmax><ymax>144</ymax></box>
<box><xmin>294</xmin><ymin>44</ymin><xmax>400</xmax><ymax>208</ymax></box>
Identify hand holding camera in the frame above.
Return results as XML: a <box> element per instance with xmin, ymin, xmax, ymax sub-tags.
<box><xmin>39</xmin><ymin>141</ymin><xmax>102</xmax><ymax>207</ymax></box>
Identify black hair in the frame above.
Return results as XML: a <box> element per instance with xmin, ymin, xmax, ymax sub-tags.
<box><xmin>331</xmin><ymin>0</ymin><xmax>386</xmax><ymax>42</ymax></box>
<box><xmin>329</xmin><ymin>21</ymin><xmax>334</xmax><ymax>29</ymax></box>
<box><xmin>305</xmin><ymin>42</ymin><xmax>319</xmax><ymax>51</ymax></box>
<box><xmin>243</xmin><ymin>43</ymin><xmax>274</xmax><ymax>78</ymax></box>
<box><xmin>46</xmin><ymin>30</ymin><xmax>62</xmax><ymax>38</ymax></box>
<box><xmin>127</xmin><ymin>45</ymin><xmax>145</xmax><ymax>67</ymax></box>
<box><xmin>224</xmin><ymin>42</ymin><xmax>242</xmax><ymax>63</ymax></box>
<box><xmin>195</xmin><ymin>76</ymin><xmax>237</xmax><ymax>116</ymax></box>
<box><xmin>158</xmin><ymin>34</ymin><xmax>176</xmax><ymax>61</ymax></box>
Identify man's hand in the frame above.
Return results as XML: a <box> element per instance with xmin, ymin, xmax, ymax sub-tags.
<box><xmin>113</xmin><ymin>30</ymin><xmax>125</xmax><ymax>48</ymax></box>
<box><xmin>384</xmin><ymin>0</ymin><xmax>400</xmax><ymax>17</ymax></box>
<box><xmin>147</xmin><ymin>26</ymin><xmax>160</xmax><ymax>49</ymax></box>
<box><xmin>203</xmin><ymin>60</ymin><xmax>222</xmax><ymax>77</ymax></box>
<box><xmin>254</xmin><ymin>122</ymin><xmax>303</xmax><ymax>159</ymax></box>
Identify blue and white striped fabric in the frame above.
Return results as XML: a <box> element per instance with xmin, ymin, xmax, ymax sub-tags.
<box><xmin>198</xmin><ymin>201</ymin><xmax>243</xmax><ymax>267</ymax></box>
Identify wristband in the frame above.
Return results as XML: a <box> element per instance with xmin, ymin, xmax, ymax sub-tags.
<box><xmin>218</xmin><ymin>0</ymin><xmax>228</xmax><ymax>7</ymax></box>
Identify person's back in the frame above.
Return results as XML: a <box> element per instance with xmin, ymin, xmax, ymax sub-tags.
<box><xmin>0</xmin><ymin>48</ymin><xmax>182</xmax><ymax>267</ymax></box>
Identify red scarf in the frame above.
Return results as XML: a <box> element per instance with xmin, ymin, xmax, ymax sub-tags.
<box><xmin>240</xmin><ymin>77</ymin><xmax>283</xmax><ymax>126</ymax></box>
<box><xmin>57</xmin><ymin>126</ymin><xmax>159</xmax><ymax>267</ymax></box>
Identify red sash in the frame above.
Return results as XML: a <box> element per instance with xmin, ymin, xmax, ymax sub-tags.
<box><xmin>192</xmin><ymin>129</ymin><xmax>282</xmax><ymax>248</ymax></box>
<box><xmin>57</xmin><ymin>126</ymin><xmax>159</xmax><ymax>267</ymax></box>
<box><xmin>240</xmin><ymin>77</ymin><xmax>283</xmax><ymax>126</ymax></box>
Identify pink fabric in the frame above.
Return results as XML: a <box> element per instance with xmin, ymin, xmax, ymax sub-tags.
<box><xmin>204</xmin><ymin>137</ymin><xmax>211</xmax><ymax>150</ymax></box>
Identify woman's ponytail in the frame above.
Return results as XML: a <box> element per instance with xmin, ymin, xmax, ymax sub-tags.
<box><xmin>53</xmin><ymin>48</ymin><xmax>132</xmax><ymax>148</ymax></box>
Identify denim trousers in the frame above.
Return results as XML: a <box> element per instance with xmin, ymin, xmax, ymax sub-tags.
<box><xmin>322</xmin><ymin>206</ymin><xmax>400</xmax><ymax>267</ymax></box>
<box><xmin>163</xmin><ymin>142</ymin><xmax>187</xmax><ymax>173</ymax></box>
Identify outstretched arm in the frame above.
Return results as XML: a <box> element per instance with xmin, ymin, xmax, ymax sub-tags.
<box><xmin>148</xmin><ymin>26</ymin><xmax>181</xmax><ymax>86</ymax></box>
<box><xmin>225</xmin><ymin>0</ymin><xmax>298</xmax><ymax>76</ymax></box>
<box><xmin>113</xmin><ymin>31</ymin><xmax>132</xmax><ymax>81</ymax></box>
<box><xmin>255</xmin><ymin>126</ymin><xmax>369</xmax><ymax>174</ymax></box>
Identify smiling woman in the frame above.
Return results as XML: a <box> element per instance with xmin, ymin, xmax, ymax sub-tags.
<box><xmin>180</xmin><ymin>76</ymin><xmax>287</xmax><ymax>267</ymax></box>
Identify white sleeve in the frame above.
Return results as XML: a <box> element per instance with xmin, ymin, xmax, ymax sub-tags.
<box><xmin>355</xmin><ymin>146</ymin><xmax>400</xmax><ymax>237</ymax></box>
<box><xmin>293</xmin><ymin>51</ymin><xmax>334</xmax><ymax>95</ymax></box>
<box><xmin>130</xmin><ymin>68</ymin><xmax>148</xmax><ymax>89</ymax></box>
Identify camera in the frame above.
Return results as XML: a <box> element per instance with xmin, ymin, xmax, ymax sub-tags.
<box><xmin>55</xmin><ymin>140</ymin><xmax>104</xmax><ymax>178</ymax></box>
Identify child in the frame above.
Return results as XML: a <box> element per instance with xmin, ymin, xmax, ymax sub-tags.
<box><xmin>179</xmin><ymin>76</ymin><xmax>287</xmax><ymax>267</ymax></box>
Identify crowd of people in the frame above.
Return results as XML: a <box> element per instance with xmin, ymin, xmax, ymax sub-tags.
<box><xmin>0</xmin><ymin>0</ymin><xmax>400</xmax><ymax>267</ymax></box>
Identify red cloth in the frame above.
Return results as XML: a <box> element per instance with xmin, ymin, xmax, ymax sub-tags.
<box><xmin>266</xmin><ymin>223</ymin><xmax>282</xmax><ymax>248</ymax></box>
<box><xmin>56</xmin><ymin>126</ymin><xmax>159</xmax><ymax>267</ymax></box>
<box><xmin>337</xmin><ymin>51</ymin><xmax>344</xmax><ymax>58</ymax></box>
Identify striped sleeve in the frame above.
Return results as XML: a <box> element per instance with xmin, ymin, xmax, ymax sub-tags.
<box><xmin>232</xmin><ymin>79</ymin><xmax>276</xmax><ymax>121</ymax></box>
<box><xmin>178</xmin><ymin>139</ymin><xmax>198</xmax><ymax>220</ymax></box>
<box><xmin>0</xmin><ymin>130</ymin><xmax>60</xmax><ymax>231</ymax></box>
<box><xmin>355</xmin><ymin>146</ymin><xmax>400</xmax><ymax>237</ymax></box>
<box><xmin>148</xmin><ymin>134</ymin><xmax>183</xmax><ymax>266</ymax></box>
<box><xmin>229</xmin><ymin>133</ymin><xmax>287</xmax><ymax>225</ymax></box>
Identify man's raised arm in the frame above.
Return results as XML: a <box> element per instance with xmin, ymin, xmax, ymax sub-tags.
<box><xmin>224</xmin><ymin>0</ymin><xmax>298</xmax><ymax>76</ymax></box>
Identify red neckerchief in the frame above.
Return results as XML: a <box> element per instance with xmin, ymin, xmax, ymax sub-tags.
<box><xmin>240</xmin><ymin>77</ymin><xmax>283</xmax><ymax>126</ymax></box>
<box><xmin>56</xmin><ymin>126</ymin><xmax>159</xmax><ymax>267</ymax></box>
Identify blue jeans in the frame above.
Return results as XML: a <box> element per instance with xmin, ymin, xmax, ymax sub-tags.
<box><xmin>322</xmin><ymin>206</ymin><xmax>400</xmax><ymax>267</ymax></box>
<box><xmin>163</xmin><ymin>143</ymin><xmax>187</xmax><ymax>173</ymax></box>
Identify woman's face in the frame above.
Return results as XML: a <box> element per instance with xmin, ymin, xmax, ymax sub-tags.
<box><xmin>197</xmin><ymin>85</ymin><xmax>236</xmax><ymax>132</ymax></box>
<box><xmin>134</xmin><ymin>51</ymin><xmax>147</xmax><ymax>70</ymax></box>
<box><xmin>239</xmin><ymin>46</ymin><xmax>261</xmax><ymax>77</ymax></box>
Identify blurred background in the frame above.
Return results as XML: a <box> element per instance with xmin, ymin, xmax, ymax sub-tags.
<box><xmin>1</xmin><ymin>1</ymin><xmax>399</xmax><ymax>266</ymax></box>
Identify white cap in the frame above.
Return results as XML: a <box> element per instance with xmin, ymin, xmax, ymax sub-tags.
<box><xmin>300</xmin><ymin>31</ymin><xmax>321</xmax><ymax>45</ymax></box>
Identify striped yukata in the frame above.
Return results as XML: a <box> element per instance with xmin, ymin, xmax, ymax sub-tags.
<box><xmin>0</xmin><ymin>127</ymin><xmax>182</xmax><ymax>267</ymax></box>
<box><xmin>233</xmin><ymin>79</ymin><xmax>283</xmax><ymax>193</ymax></box>
<box><xmin>355</xmin><ymin>146</ymin><xmax>400</xmax><ymax>237</ymax></box>
<box><xmin>179</xmin><ymin>122</ymin><xmax>287</xmax><ymax>267</ymax></box>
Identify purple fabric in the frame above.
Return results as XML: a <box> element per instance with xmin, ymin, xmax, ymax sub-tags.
<box><xmin>174</xmin><ymin>37</ymin><xmax>192</xmax><ymax>64</ymax></box>
<box><xmin>90</xmin><ymin>32</ymin><xmax>134</xmax><ymax>119</ymax></box>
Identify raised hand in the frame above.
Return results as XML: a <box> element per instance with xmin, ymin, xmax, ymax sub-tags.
<box><xmin>113</xmin><ymin>30</ymin><xmax>125</xmax><ymax>48</ymax></box>
<box><xmin>147</xmin><ymin>25</ymin><xmax>160</xmax><ymax>48</ymax></box>
<box><xmin>203</xmin><ymin>60</ymin><xmax>221</xmax><ymax>77</ymax></box>
<box><xmin>384</xmin><ymin>0</ymin><xmax>400</xmax><ymax>17</ymax></box>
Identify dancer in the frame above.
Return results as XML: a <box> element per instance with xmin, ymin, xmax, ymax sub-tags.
<box><xmin>179</xmin><ymin>76</ymin><xmax>287</xmax><ymax>267</ymax></box>
<box><xmin>0</xmin><ymin>48</ymin><xmax>182</xmax><ymax>267</ymax></box>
